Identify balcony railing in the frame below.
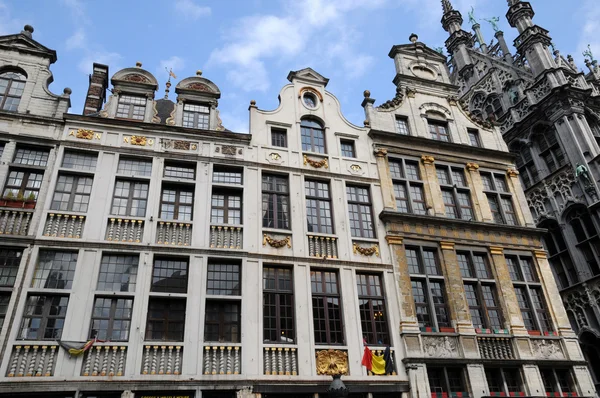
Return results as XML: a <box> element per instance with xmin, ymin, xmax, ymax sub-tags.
<box><xmin>307</xmin><ymin>235</ymin><xmax>338</xmax><ymax>258</ymax></box>
<box><xmin>81</xmin><ymin>345</ymin><xmax>127</xmax><ymax>376</ymax></box>
<box><xmin>210</xmin><ymin>225</ymin><xmax>242</xmax><ymax>249</ymax></box>
<box><xmin>6</xmin><ymin>345</ymin><xmax>58</xmax><ymax>377</ymax></box>
<box><xmin>263</xmin><ymin>346</ymin><xmax>297</xmax><ymax>375</ymax></box>
<box><xmin>156</xmin><ymin>221</ymin><xmax>192</xmax><ymax>246</ymax></box>
<box><xmin>141</xmin><ymin>345</ymin><xmax>182</xmax><ymax>375</ymax></box>
<box><xmin>203</xmin><ymin>345</ymin><xmax>241</xmax><ymax>375</ymax></box>
<box><xmin>0</xmin><ymin>209</ymin><xmax>32</xmax><ymax>236</ymax></box>
<box><xmin>43</xmin><ymin>213</ymin><xmax>85</xmax><ymax>239</ymax></box>
<box><xmin>478</xmin><ymin>337</ymin><xmax>514</xmax><ymax>360</ymax></box>
<box><xmin>106</xmin><ymin>218</ymin><xmax>144</xmax><ymax>243</ymax></box>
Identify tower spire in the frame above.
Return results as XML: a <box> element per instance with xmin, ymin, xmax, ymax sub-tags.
<box><xmin>441</xmin><ymin>0</ymin><xmax>453</xmax><ymax>14</ymax></box>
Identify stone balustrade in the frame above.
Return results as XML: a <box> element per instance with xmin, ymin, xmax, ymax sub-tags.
<box><xmin>0</xmin><ymin>209</ymin><xmax>31</xmax><ymax>236</ymax></box>
<box><xmin>141</xmin><ymin>345</ymin><xmax>182</xmax><ymax>375</ymax></box>
<box><xmin>81</xmin><ymin>345</ymin><xmax>127</xmax><ymax>376</ymax></box>
<box><xmin>263</xmin><ymin>346</ymin><xmax>297</xmax><ymax>376</ymax></box>
<box><xmin>6</xmin><ymin>345</ymin><xmax>58</xmax><ymax>377</ymax></box>
<box><xmin>43</xmin><ymin>213</ymin><xmax>85</xmax><ymax>238</ymax></box>
<box><xmin>307</xmin><ymin>235</ymin><xmax>338</xmax><ymax>258</ymax></box>
<box><xmin>156</xmin><ymin>221</ymin><xmax>192</xmax><ymax>246</ymax></box>
<box><xmin>478</xmin><ymin>337</ymin><xmax>514</xmax><ymax>360</ymax></box>
<box><xmin>210</xmin><ymin>225</ymin><xmax>242</xmax><ymax>249</ymax></box>
<box><xmin>203</xmin><ymin>345</ymin><xmax>241</xmax><ymax>375</ymax></box>
<box><xmin>106</xmin><ymin>218</ymin><xmax>144</xmax><ymax>243</ymax></box>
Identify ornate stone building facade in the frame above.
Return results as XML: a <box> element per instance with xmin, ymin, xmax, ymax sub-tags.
<box><xmin>440</xmin><ymin>0</ymin><xmax>600</xmax><ymax>392</ymax></box>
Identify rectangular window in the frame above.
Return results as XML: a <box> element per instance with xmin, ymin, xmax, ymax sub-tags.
<box><xmin>89</xmin><ymin>297</ymin><xmax>133</xmax><ymax>341</ymax></box>
<box><xmin>97</xmin><ymin>254</ymin><xmax>138</xmax><ymax>292</ymax></box>
<box><xmin>14</xmin><ymin>147</ymin><xmax>49</xmax><ymax>167</ymax></box>
<box><xmin>468</xmin><ymin>129</ymin><xmax>481</xmax><ymax>147</ymax></box>
<box><xmin>62</xmin><ymin>150</ymin><xmax>97</xmax><ymax>171</ymax></box>
<box><xmin>116</xmin><ymin>95</ymin><xmax>146</xmax><ymax>120</ymax></box>
<box><xmin>271</xmin><ymin>128</ymin><xmax>287</xmax><ymax>148</ymax></box>
<box><xmin>301</xmin><ymin>120</ymin><xmax>326</xmax><ymax>153</ymax></box>
<box><xmin>145</xmin><ymin>298</ymin><xmax>186</xmax><ymax>341</ymax></box>
<box><xmin>347</xmin><ymin>185</ymin><xmax>375</xmax><ymax>238</ymax></box>
<box><xmin>160</xmin><ymin>185</ymin><xmax>193</xmax><ymax>221</ymax></box>
<box><xmin>31</xmin><ymin>250</ymin><xmax>77</xmax><ymax>290</ymax></box>
<box><xmin>457</xmin><ymin>252</ymin><xmax>490</xmax><ymax>279</ymax></box>
<box><xmin>164</xmin><ymin>162</ymin><xmax>195</xmax><ymax>180</ymax></box>
<box><xmin>0</xmin><ymin>249</ymin><xmax>22</xmax><ymax>287</ymax></box>
<box><xmin>311</xmin><ymin>270</ymin><xmax>344</xmax><ymax>344</ymax></box>
<box><xmin>482</xmin><ymin>172</ymin><xmax>518</xmax><ymax>225</ymax></box>
<box><xmin>340</xmin><ymin>140</ymin><xmax>356</xmax><ymax>158</ymax></box>
<box><xmin>207</xmin><ymin>261</ymin><xmax>240</xmax><ymax>296</ymax></box>
<box><xmin>3</xmin><ymin>169</ymin><xmax>43</xmax><ymax>199</ymax></box>
<box><xmin>117</xmin><ymin>157</ymin><xmax>152</xmax><ymax>177</ymax></box>
<box><xmin>51</xmin><ymin>174</ymin><xmax>93</xmax><ymax>212</ymax></box>
<box><xmin>182</xmin><ymin>103</ymin><xmax>210</xmax><ymax>129</ymax></box>
<box><xmin>151</xmin><ymin>257</ymin><xmax>188</xmax><ymax>293</ymax></box>
<box><xmin>20</xmin><ymin>295</ymin><xmax>69</xmax><ymax>340</ymax></box>
<box><xmin>211</xmin><ymin>191</ymin><xmax>242</xmax><ymax>225</ymax></box>
<box><xmin>485</xmin><ymin>368</ymin><xmax>523</xmax><ymax>395</ymax></box>
<box><xmin>390</xmin><ymin>160</ymin><xmax>427</xmax><ymax>215</ymax></box>
<box><xmin>213</xmin><ymin>166</ymin><xmax>243</xmax><ymax>184</ymax></box>
<box><xmin>263</xmin><ymin>267</ymin><xmax>294</xmax><ymax>343</ymax></box>
<box><xmin>0</xmin><ymin>293</ymin><xmax>9</xmax><ymax>331</ymax></box>
<box><xmin>204</xmin><ymin>300</ymin><xmax>240</xmax><ymax>343</ymax></box>
<box><xmin>262</xmin><ymin>174</ymin><xmax>289</xmax><ymax>229</ymax></box>
<box><xmin>437</xmin><ymin>166</ymin><xmax>473</xmax><ymax>220</ymax></box>
<box><xmin>428</xmin><ymin>367</ymin><xmax>468</xmax><ymax>395</ymax></box>
<box><xmin>306</xmin><ymin>180</ymin><xmax>333</xmax><ymax>234</ymax></box>
<box><xmin>395</xmin><ymin>117</ymin><xmax>410</xmax><ymax>135</ymax></box>
<box><xmin>356</xmin><ymin>273</ymin><xmax>390</xmax><ymax>345</ymax></box>
<box><xmin>428</xmin><ymin>121</ymin><xmax>450</xmax><ymax>142</ymax></box>
<box><xmin>111</xmin><ymin>179</ymin><xmax>149</xmax><ymax>217</ymax></box>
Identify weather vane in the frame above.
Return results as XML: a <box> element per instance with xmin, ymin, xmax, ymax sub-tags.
<box><xmin>164</xmin><ymin>67</ymin><xmax>177</xmax><ymax>99</ymax></box>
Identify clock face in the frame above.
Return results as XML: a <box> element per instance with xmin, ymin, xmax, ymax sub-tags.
<box><xmin>303</xmin><ymin>92</ymin><xmax>317</xmax><ymax>108</ymax></box>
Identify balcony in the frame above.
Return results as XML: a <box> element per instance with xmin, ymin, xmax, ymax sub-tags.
<box><xmin>477</xmin><ymin>337</ymin><xmax>514</xmax><ymax>360</ymax></box>
<box><xmin>106</xmin><ymin>218</ymin><xmax>144</xmax><ymax>243</ymax></box>
<box><xmin>263</xmin><ymin>346</ymin><xmax>297</xmax><ymax>376</ymax></box>
<box><xmin>141</xmin><ymin>345</ymin><xmax>182</xmax><ymax>375</ymax></box>
<box><xmin>366</xmin><ymin>346</ymin><xmax>397</xmax><ymax>376</ymax></box>
<box><xmin>210</xmin><ymin>225</ymin><xmax>242</xmax><ymax>249</ymax></box>
<box><xmin>6</xmin><ymin>344</ymin><xmax>58</xmax><ymax>377</ymax></box>
<box><xmin>43</xmin><ymin>213</ymin><xmax>85</xmax><ymax>239</ymax></box>
<box><xmin>0</xmin><ymin>209</ymin><xmax>32</xmax><ymax>236</ymax></box>
<box><xmin>81</xmin><ymin>344</ymin><xmax>127</xmax><ymax>376</ymax></box>
<box><xmin>203</xmin><ymin>344</ymin><xmax>241</xmax><ymax>375</ymax></box>
<box><xmin>307</xmin><ymin>234</ymin><xmax>338</xmax><ymax>258</ymax></box>
<box><xmin>156</xmin><ymin>221</ymin><xmax>192</xmax><ymax>246</ymax></box>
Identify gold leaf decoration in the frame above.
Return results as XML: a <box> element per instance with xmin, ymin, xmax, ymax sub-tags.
<box><xmin>315</xmin><ymin>349</ymin><xmax>349</xmax><ymax>376</ymax></box>
<box><xmin>76</xmin><ymin>129</ymin><xmax>94</xmax><ymax>140</ymax></box>
<box><xmin>353</xmin><ymin>242</ymin><xmax>380</xmax><ymax>257</ymax></box>
<box><xmin>303</xmin><ymin>154</ymin><xmax>328</xmax><ymax>169</ymax></box>
<box><xmin>130</xmin><ymin>136</ymin><xmax>147</xmax><ymax>146</ymax></box>
<box><xmin>263</xmin><ymin>234</ymin><xmax>291</xmax><ymax>248</ymax></box>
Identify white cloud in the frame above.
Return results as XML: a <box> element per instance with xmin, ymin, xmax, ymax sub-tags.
<box><xmin>65</xmin><ymin>29</ymin><xmax>85</xmax><ymax>50</ymax></box>
<box><xmin>0</xmin><ymin>2</ymin><xmax>26</xmax><ymax>36</ymax></box>
<box><xmin>158</xmin><ymin>56</ymin><xmax>186</xmax><ymax>78</ymax></box>
<box><xmin>78</xmin><ymin>51</ymin><xmax>122</xmax><ymax>74</ymax></box>
<box><xmin>174</xmin><ymin>0</ymin><xmax>211</xmax><ymax>20</ymax></box>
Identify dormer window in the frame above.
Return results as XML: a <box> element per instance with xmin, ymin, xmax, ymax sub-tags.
<box><xmin>0</xmin><ymin>71</ymin><xmax>26</xmax><ymax>112</ymax></box>
<box><xmin>183</xmin><ymin>103</ymin><xmax>210</xmax><ymax>130</ymax></box>
<box><xmin>116</xmin><ymin>94</ymin><xmax>146</xmax><ymax>120</ymax></box>
<box><xmin>428</xmin><ymin>120</ymin><xmax>450</xmax><ymax>142</ymax></box>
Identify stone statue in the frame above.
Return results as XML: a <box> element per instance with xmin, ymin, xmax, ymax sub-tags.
<box><xmin>468</xmin><ymin>7</ymin><xmax>477</xmax><ymax>25</ymax></box>
<box><xmin>575</xmin><ymin>163</ymin><xmax>594</xmax><ymax>187</ymax></box>
<box><xmin>583</xmin><ymin>44</ymin><xmax>595</xmax><ymax>63</ymax></box>
<box><xmin>483</xmin><ymin>16</ymin><xmax>501</xmax><ymax>32</ymax></box>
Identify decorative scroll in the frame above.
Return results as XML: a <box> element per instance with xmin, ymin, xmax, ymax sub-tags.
<box><xmin>263</xmin><ymin>234</ymin><xmax>291</xmax><ymax>248</ymax></box>
<box><xmin>303</xmin><ymin>154</ymin><xmax>328</xmax><ymax>169</ymax></box>
<box><xmin>353</xmin><ymin>242</ymin><xmax>379</xmax><ymax>257</ymax></box>
<box><xmin>315</xmin><ymin>349</ymin><xmax>348</xmax><ymax>376</ymax></box>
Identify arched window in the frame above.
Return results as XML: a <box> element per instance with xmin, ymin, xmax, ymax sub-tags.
<box><xmin>0</xmin><ymin>71</ymin><xmax>26</xmax><ymax>111</ymax></box>
<box><xmin>514</xmin><ymin>144</ymin><xmax>539</xmax><ymax>188</ymax></box>
<box><xmin>470</xmin><ymin>93</ymin><xmax>485</xmax><ymax>119</ymax></box>
<box><xmin>484</xmin><ymin>95</ymin><xmax>504</xmax><ymax>121</ymax></box>
<box><xmin>540</xmin><ymin>220</ymin><xmax>578</xmax><ymax>289</ymax></box>
<box><xmin>567</xmin><ymin>208</ymin><xmax>600</xmax><ymax>276</ymax></box>
<box><xmin>535</xmin><ymin>129</ymin><xmax>566</xmax><ymax>173</ymax></box>
<box><xmin>300</xmin><ymin>118</ymin><xmax>326</xmax><ymax>154</ymax></box>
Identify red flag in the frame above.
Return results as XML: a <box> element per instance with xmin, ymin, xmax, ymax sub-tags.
<box><xmin>361</xmin><ymin>346</ymin><xmax>372</xmax><ymax>370</ymax></box>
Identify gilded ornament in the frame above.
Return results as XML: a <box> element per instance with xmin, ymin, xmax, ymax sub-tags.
<box><xmin>75</xmin><ymin>129</ymin><xmax>94</xmax><ymax>140</ymax></box>
<box><xmin>374</xmin><ymin>148</ymin><xmax>388</xmax><ymax>158</ymax></box>
<box><xmin>466</xmin><ymin>162</ymin><xmax>480</xmax><ymax>171</ymax></box>
<box><xmin>353</xmin><ymin>242</ymin><xmax>380</xmax><ymax>257</ymax></box>
<box><xmin>421</xmin><ymin>155</ymin><xmax>435</xmax><ymax>165</ymax></box>
<box><xmin>315</xmin><ymin>349</ymin><xmax>349</xmax><ymax>376</ymax></box>
<box><xmin>130</xmin><ymin>136</ymin><xmax>147</xmax><ymax>146</ymax></box>
<box><xmin>303</xmin><ymin>154</ymin><xmax>328</xmax><ymax>169</ymax></box>
<box><xmin>350</xmin><ymin>164</ymin><xmax>362</xmax><ymax>172</ymax></box>
<box><xmin>270</xmin><ymin>153</ymin><xmax>281</xmax><ymax>161</ymax></box>
<box><xmin>506</xmin><ymin>168</ymin><xmax>519</xmax><ymax>178</ymax></box>
<box><xmin>263</xmin><ymin>234</ymin><xmax>291</xmax><ymax>248</ymax></box>
<box><xmin>221</xmin><ymin>145</ymin><xmax>237</xmax><ymax>156</ymax></box>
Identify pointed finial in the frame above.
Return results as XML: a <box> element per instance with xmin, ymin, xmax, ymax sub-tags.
<box><xmin>409</xmin><ymin>33</ymin><xmax>419</xmax><ymax>43</ymax></box>
<box><xmin>196</xmin><ymin>70</ymin><xmax>203</xmax><ymax>76</ymax></box>
<box><xmin>164</xmin><ymin>68</ymin><xmax>177</xmax><ymax>99</ymax></box>
<box><xmin>441</xmin><ymin>0</ymin><xmax>453</xmax><ymax>13</ymax></box>
<box><xmin>507</xmin><ymin>0</ymin><xmax>520</xmax><ymax>6</ymax></box>
<box><xmin>135</xmin><ymin>62</ymin><xmax>142</xmax><ymax>67</ymax></box>
<box><xmin>21</xmin><ymin>25</ymin><xmax>34</xmax><ymax>38</ymax></box>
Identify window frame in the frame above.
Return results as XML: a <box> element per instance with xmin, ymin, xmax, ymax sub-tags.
<box><xmin>395</xmin><ymin>116</ymin><xmax>410</xmax><ymax>135</ymax></box>
<box><xmin>159</xmin><ymin>184</ymin><xmax>194</xmax><ymax>221</ymax></box>
<box><xmin>3</xmin><ymin>169</ymin><xmax>43</xmax><ymax>200</ymax></box>
<box><xmin>356</xmin><ymin>273</ymin><xmax>390</xmax><ymax>345</ymax></box>
<box><xmin>311</xmin><ymin>269</ymin><xmax>344</xmax><ymax>345</ymax></box>
<box><xmin>340</xmin><ymin>139</ymin><xmax>356</xmax><ymax>158</ymax></box>
<box><xmin>61</xmin><ymin>150</ymin><xmax>98</xmax><ymax>171</ymax></box>
<box><xmin>19</xmin><ymin>294</ymin><xmax>69</xmax><ymax>340</ymax></box>
<box><xmin>271</xmin><ymin>127</ymin><xmax>288</xmax><ymax>148</ymax></box>
<box><xmin>262</xmin><ymin>174</ymin><xmax>290</xmax><ymax>230</ymax></box>
<box><xmin>145</xmin><ymin>297</ymin><xmax>186</xmax><ymax>342</ymax></box>
<box><xmin>0</xmin><ymin>71</ymin><xmax>26</xmax><ymax>112</ymax></box>
<box><xmin>428</xmin><ymin>367</ymin><xmax>469</xmax><ymax>395</ymax></box>
<box><xmin>110</xmin><ymin>178</ymin><xmax>149</xmax><ymax>217</ymax></box>
<box><xmin>163</xmin><ymin>161</ymin><xmax>196</xmax><ymax>180</ymax></box>
<box><xmin>300</xmin><ymin>118</ymin><xmax>326</xmax><ymax>154</ymax></box>
<box><xmin>481</xmin><ymin>172</ymin><xmax>518</xmax><ymax>226</ymax></box>
<box><xmin>436</xmin><ymin>165</ymin><xmax>474</xmax><ymax>220</ymax></box>
<box><xmin>467</xmin><ymin>128</ymin><xmax>481</xmax><ymax>147</ymax></box>
<box><xmin>536</xmin><ymin>132</ymin><xmax>566</xmax><ymax>174</ymax></box>
<box><xmin>150</xmin><ymin>256</ymin><xmax>189</xmax><ymax>294</ymax></box>
<box><xmin>115</xmin><ymin>94</ymin><xmax>146</xmax><ymax>120</ymax></box>
<box><xmin>485</xmin><ymin>367</ymin><xmax>524</xmax><ymax>395</ymax></box>
<box><xmin>89</xmin><ymin>296</ymin><xmax>133</xmax><ymax>342</ymax></box>
<box><xmin>263</xmin><ymin>266</ymin><xmax>295</xmax><ymax>344</ymax></box>
<box><xmin>346</xmin><ymin>185</ymin><xmax>375</xmax><ymax>238</ymax></box>
<box><xmin>182</xmin><ymin>102</ymin><xmax>210</xmax><ymax>130</ymax></box>
<box><xmin>0</xmin><ymin>249</ymin><xmax>21</xmax><ymax>287</ymax></box>
<box><xmin>31</xmin><ymin>250</ymin><xmax>78</xmax><ymax>290</ymax></box>
<box><xmin>305</xmin><ymin>179</ymin><xmax>334</xmax><ymax>234</ymax></box>
<box><xmin>210</xmin><ymin>189</ymin><xmax>242</xmax><ymax>225</ymax></box>
<box><xmin>428</xmin><ymin>120</ymin><xmax>451</xmax><ymax>142</ymax></box>
<box><xmin>389</xmin><ymin>159</ymin><xmax>427</xmax><ymax>215</ymax></box>
<box><xmin>206</xmin><ymin>260</ymin><xmax>241</xmax><ymax>296</ymax></box>
<box><xmin>204</xmin><ymin>300</ymin><xmax>241</xmax><ymax>343</ymax></box>
<box><xmin>96</xmin><ymin>254</ymin><xmax>139</xmax><ymax>292</ymax></box>
<box><xmin>50</xmin><ymin>173</ymin><xmax>94</xmax><ymax>213</ymax></box>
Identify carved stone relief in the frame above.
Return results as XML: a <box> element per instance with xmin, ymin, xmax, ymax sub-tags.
<box><xmin>422</xmin><ymin>336</ymin><xmax>459</xmax><ymax>358</ymax></box>
<box><xmin>531</xmin><ymin>339</ymin><xmax>564</xmax><ymax>360</ymax></box>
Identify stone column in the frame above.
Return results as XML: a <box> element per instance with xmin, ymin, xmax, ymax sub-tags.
<box><xmin>439</xmin><ymin>241</ymin><xmax>473</xmax><ymax>333</ymax></box>
<box><xmin>488</xmin><ymin>247</ymin><xmax>528</xmax><ymax>336</ymax></box>
<box><xmin>472</xmin><ymin>23</ymin><xmax>488</xmax><ymax>53</ymax></box>
<box><xmin>374</xmin><ymin>148</ymin><xmax>396</xmax><ymax>210</ymax></box>
<box><xmin>494</xmin><ymin>31</ymin><xmax>513</xmax><ymax>63</ymax></box>
<box><xmin>420</xmin><ymin>155</ymin><xmax>444</xmax><ymax>217</ymax></box>
<box><xmin>387</xmin><ymin>236</ymin><xmax>420</xmax><ymax>333</ymax></box>
<box><xmin>506</xmin><ymin>168</ymin><xmax>534</xmax><ymax>227</ymax></box>
<box><xmin>407</xmin><ymin>363</ymin><xmax>431</xmax><ymax>398</ymax></box>
<box><xmin>464</xmin><ymin>162</ymin><xmax>491</xmax><ymax>222</ymax></box>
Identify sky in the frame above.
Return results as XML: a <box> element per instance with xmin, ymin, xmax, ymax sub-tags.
<box><xmin>1</xmin><ymin>0</ymin><xmax>599</xmax><ymax>133</ymax></box>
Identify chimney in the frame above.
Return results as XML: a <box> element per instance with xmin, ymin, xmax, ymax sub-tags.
<box><xmin>83</xmin><ymin>63</ymin><xmax>109</xmax><ymax>115</ymax></box>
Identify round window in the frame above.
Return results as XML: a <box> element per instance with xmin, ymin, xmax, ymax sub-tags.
<box><xmin>303</xmin><ymin>92</ymin><xmax>317</xmax><ymax>108</ymax></box>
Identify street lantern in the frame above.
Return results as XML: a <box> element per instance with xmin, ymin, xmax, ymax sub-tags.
<box><xmin>327</xmin><ymin>374</ymin><xmax>349</xmax><ymax>397</ymax></box>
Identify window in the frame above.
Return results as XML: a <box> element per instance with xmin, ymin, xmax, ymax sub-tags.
<box><xmin>3</xmin><ymin>169</ymin><xmax>43</xmax><ymax>199</ymax></box>
<box><xmin>390</xmin><ymin>159</ymin><xmax>427</xmax><ymax>215</ymax></box>
<box><xmin>211</xmin><ymin>191</ymin><xmax>242</xmax><ymax>225</ymax></box>
<box><xmin>482</xmin><ymin>172</ymin><xmax>518</xmax><ymax>225</ymax></box>
<box><xmin>514</xmin><ymin>145</ymin><xmax>539</xmax><ymax>188</ymax></box>
<box><xmin>540</xmin><ymin>369</ymin><xmax>574</xmax><ymax>396</ymax></box>
<box><xmin>151</xmin><ymin>257</ymin><xmax>188</xmax><ymax>293</ymax></box>
<box><xmin>117</xmin><ymin>157</ymin><xmax>152</xmax><ymax>177</ymax></box>
<box><xmin>0</xmin><ymin>249</ymin><xmax>22</xmax><ymax>287</ymax></box>
<box><xmin>542</xmin><ymin>220</ymin><xmax>578</xmax><ymax>289</ymax></box>
<box><xmin>485</xmin><ymin>368</ymin><xmax>523</xmax><ymax>395</ymax></box>
<box><xmin>14</xmin><ymin>147</ymin><xmax>49</xmax><ymax>167</ymax></box>
<box><xmin>347</xmin><ymin>185</ymin><xmax>375</xmax><ymax>238</ymax></box>
<box><xmin>461</xmin><ymin>263</ymin><xmax>504</xmax><ymax>331</ymax></box>
<box><xmin>145</xmin><ymin>298</ymin><xmax>185</xmax><ymax>341</ymax></box>
<box><xmin>182</xmin><ymin>103</ymin><xmax>210</xmax><ymax>129</ymax></box>
<box><xmin>262</xmin><ymin>174</ymin><xmax>289</xmax><ymax>229</ymax></box>
<box><xmin>0</xmin><ymin>71</ymin><xmax>26</xmax><ymax>111</ymax></box>
<box><xmin>31</xmin><ymin>250</ymin><xmax>77</xmax><ymax>290</ymax></box>
<box><xmin>468</xmin><ymin>129</ymin><xmax>481</xmax><ymax>147</ymax></box>
<box><xmin>89</xmin><ymin>297</ymin><xmax>133</xmax><ymax>341</ymax></box>
<box><xmin>357</xmin><ymin>273</ymin><xmax>390</xmax><ymax>345</ymax></box>
<box><xmin>303</xmin><ymin>92</ymin><xmax>317</xmax><ymax>108</ymax></box>
<box><xmin>97</xmin><ymin>254</ymin><xmax>138</xmax><ymax>292</ymax></box>
<box><xmin>263</xmin><ymin>267</ymin><xmax>294</xmax><ymax>343</ymax></box>
<box><xmin>567</xmin><ymin>209</ymin><xmax>600</xmax><ymax>276</ymax></box>
<box><xmin>301</xmin><ymin>118</ymin><xmax>326</xmax><ymax>153</ymax></box>
<box><xmin>271</xmin><ymin>128</ymin><xmax>287</xmax><ymax>148</ymax></box>
<box><xmin>204</xmin><ymin>300</ymin><xmax>240</xmax><ymax>343</ymax></box>
<box><xmin>160</xmin><ymin>185</ymin><xmax>193</xmax><ymax>221</ymax></box>
<box><xmin>428</xmin><ymin>120</ymin><xmax>450</xmax><ymax>142</ymax></box>
<box><xmin>19</xmin><ymin>295</ymin><xmax>69</xmax><ymax>340</ymax></box>
<box><xmin>407</xmin><ymin>246</ymin><xmax>450</xmax><ymax>330</ymax></box>
<box><xmin>395</xmin><ymin>117</ymin><xmax>410</xmax><ymax>135</ymax></box>
<box><xmin>340</xmin><ymin>140</ymin><xmax>356</xmax><ymax>158</ymax></box>
<box><xmin>428</xmin><ymin>367</ymin><xmax>468</xmax><ymax>396</ymax></box>
<box><xmin>213</xmin><ymin>166</ymin><xmax>243</xmax><ymax>184</ymax></box>
<box><xmin>51</xmin><ymin>174</ymin><xmax>93</xmax><ymax>212</ymax></box>
<box><xmin>116</xmin><ymin>95</ymin><xmax>146</xmax><ymax>120</ymax></box>
<box><xmin>484</xmin><ymin>96</ymin><xmax>504</xmax><ymax>121</ymax></box>
<box><xmin>437</xmin><ymin>166</ymin><xmax>474</xmax><ymax>220</ymax></box>
<box><xmin>506</xmin><ymin>255</ymin><xmax>553</xmax><ymax>333</ymax></box>
<box><xmin>62</xmin><ymin>150</ymin><xmax>97</xmax><ymax>171</ymax></box>
<box><xmin>306</xmin><ymin>180</ymin><xmax>333</xmax><ymax>234</ymax></box>
<box><xmin>0</xmin><ymin>293</ymin><xmax>9</xmax><ymax>330</ymax></box>
<box><xmin>164</xmin><ymin>162</ymin><xmax>195</xmax><ymax>180</ymax></box>
<box><xmin>536</xmin><ymin>131</ymin><xmax>566</xmax><ymax>173</ymax></box>
<box><xmin>311</xmin><ymin>270</ymin><xmax>343</xmax><ymax>344</ymax></box>
<box><xmin>207</xmin><ymin>261</ymin><xmax>240</xmax><ymax>295</ymax></box>
<box><xmin>111</xmin><ymin>179</ymin><xmax>149</xmax><ymax>217</ymax></box>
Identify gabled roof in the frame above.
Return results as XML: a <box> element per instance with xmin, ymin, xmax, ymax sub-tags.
<box><xmin>287</xmin><ymin>67</ymin><xmax>329</xmax><ymax>87</ymax></box>
<box><xmin>0</xmin><ymin>26</ymin><xmax>57</xmax><ymax>64</ymax></box>
<box><xmin>388</xmin><ymin>42</ymin><xmax>447</xmax><ymax>63</ymax></box>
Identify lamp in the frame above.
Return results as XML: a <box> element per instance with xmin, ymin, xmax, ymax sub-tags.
<box><xmin>327</xmin><ymin>374</ymin><xmax>349</xmax><ymax>397</ymax></box>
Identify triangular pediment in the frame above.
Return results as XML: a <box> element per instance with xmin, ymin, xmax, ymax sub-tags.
<box><xmin>287</xmin><ymin>67</ymin><xmax>329</xmax><ymax>87</ymax></box>
<box><xmin>0</xmin><ymin>33</ymin><xmax>57</xmax><ymax>63</ymax></box>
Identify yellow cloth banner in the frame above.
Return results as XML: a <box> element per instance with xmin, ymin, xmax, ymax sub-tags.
<box><xmin>371</xmin><ymin>353</ymin><xmax>386</xmax><ymax>375</ymax></box>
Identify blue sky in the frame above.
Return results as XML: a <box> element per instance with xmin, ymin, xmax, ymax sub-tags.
<box><xmin>1</xmin><ymin>0</ymin><xmax>598</xmax><ymax>132</ymax></box>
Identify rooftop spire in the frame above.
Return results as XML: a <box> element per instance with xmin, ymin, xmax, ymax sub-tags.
<box><xmin>507</xmin><ymin>0</ymin><xmax>520</xmax><ymax>5</ymax></box>
<box><xmin>441</xmin><ymin>0</ymin><xmax>454</xmax><ymax>13</ymax></box>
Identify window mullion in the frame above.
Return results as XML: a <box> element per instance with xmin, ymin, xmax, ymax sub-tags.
<box><xmin>424</xmin><ymin>276</ymin><xmax>438</xmax><ymax>329</ymax></box>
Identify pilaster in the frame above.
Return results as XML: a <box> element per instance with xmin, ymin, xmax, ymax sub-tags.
<box><xmin>439</xmin><ymin>241</ymin><xmax>474</xmax><ymax>333</ymax></box>
<box><xmin>506</xmin><ymin>168</ymin><xmax>533</xmax><ymax>227</ymax></box>
<box><xmin>465</xmin><ymin>162</ymin><xmax>491</xmax><ymax>222</ymax></box>
<box><xmin>421</xmin><ymin>155</ymin><xmax>444</xmax><ymax>217</ymax></box>
<box><xmin>375</xmin><ymin>148</ymin><xmax>396</xmax><ymax>210</ymax></box>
